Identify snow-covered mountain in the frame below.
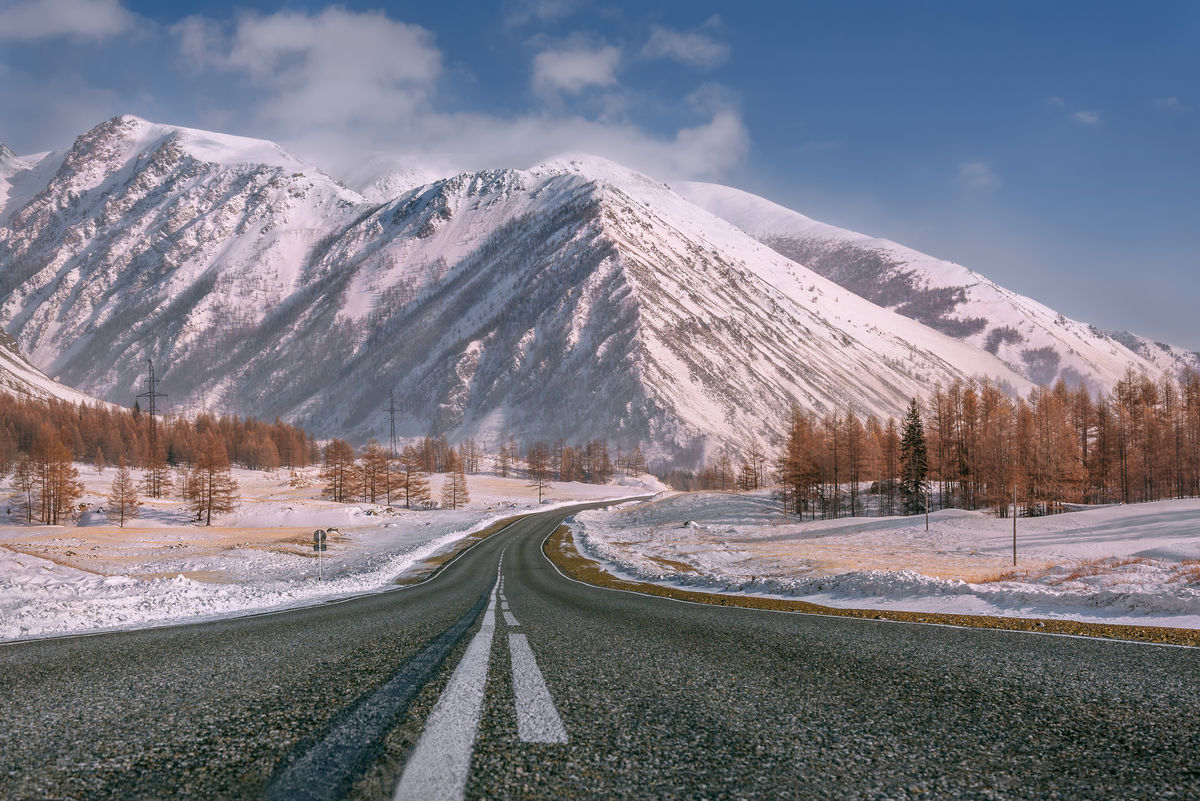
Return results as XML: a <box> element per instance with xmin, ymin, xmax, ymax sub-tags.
<box><xmin>675</xmin><ymin>182</ymin><xmax>1200</xmax><ymax>391</ymax></box>
<box><xmin>0</xmin><ymin>116</ymin><xmax>1047</xmax><ymax>463</ymax></box>
<box><xmin>4</xmin><ymin>115</ymin><xmax>1186</xmax><ymax>464</ymax></box>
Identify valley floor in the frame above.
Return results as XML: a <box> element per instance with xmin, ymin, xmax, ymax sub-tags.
<box><xmin>0</xmin><ymin>466</ymin><xmax>662</xmax><ymax>641</ymax></box>
<box><xmin>571</xmin><ymin>492</ymin><xmax>1200</xmax><ymax>629</ymax></box>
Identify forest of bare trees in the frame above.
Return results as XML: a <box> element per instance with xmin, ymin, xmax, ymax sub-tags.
<box><xmin>0</xmin><ymin>391</ymin><xmax>642</xmax><ymax>524</ymax></box>
<box><xmin>315</xmin><ymin>436</ymin><xmax>627</xmax><ymax>509</ymax></box>
<box><xmin>0</xmin><ymin>394</ymin><xmax>315</xmax><ymax>475</ymax></box>
<box><xmin>766</xmin><ymin>369</ymin><xmax>1200</xmax><ymax>520</ymax></box>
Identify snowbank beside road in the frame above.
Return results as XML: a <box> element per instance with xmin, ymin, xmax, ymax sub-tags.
<box><xmin>572</xmin><ymin>492</ymin><xmax>1200</xmax><ymax>628</ymax></box>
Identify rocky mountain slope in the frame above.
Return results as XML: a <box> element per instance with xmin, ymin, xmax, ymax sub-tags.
<box><xmin>0</xmin><ymin>116</ymin><xmax>1047</xmax><ymax>463</ymax></box>
<box><xmin>675</xmin><ymin>181</ymin><xmax>1199</xmax><ymax>392</ymax></box>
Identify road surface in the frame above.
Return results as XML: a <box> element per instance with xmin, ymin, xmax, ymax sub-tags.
<box><xmin>2</xmin><ymin>503</ymin><xmax>1198</xmax><ymax>800</ymax></box>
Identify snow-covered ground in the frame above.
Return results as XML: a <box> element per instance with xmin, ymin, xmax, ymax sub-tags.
<box><xmin>0</xmin><ymin>466</ymin><xmax>663</xmax><ymax>641</ymax></box>
<box><xmin>572</xmin><ymin>491</ymin><xmax>1200</xmax><ymax>628</ymax></box>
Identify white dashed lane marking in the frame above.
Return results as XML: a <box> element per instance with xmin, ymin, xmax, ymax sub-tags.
<box><xmin>508</xmin><ymin>633</ymin><xmax>568</xmax><ymax>744</ymax></box>
<box><xmin>392</xmin><ymin>552</ymin><xmax>567</xmax><ymax>800</ymax></box>
<box><xmin>393</xmin><ymin>565</ymin><xmax>502</xmax><ymax>801</ymax></box>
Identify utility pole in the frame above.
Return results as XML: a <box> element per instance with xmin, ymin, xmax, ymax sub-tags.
<box><xmin>388</xmin><ymin>391</ymin><xmax>398</xmax><ymax>459</ymax></box>
<box><xmin>386</xmin><ymin>391</ymin><xmax>398</xmax><ymax>506</ymax></box>
<box><xmin>136</xmin><ymin>359</ymin><xmax>167</xmax><ymax>450</ymax></box>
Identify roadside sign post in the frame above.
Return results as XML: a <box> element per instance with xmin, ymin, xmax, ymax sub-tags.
<box><xmin>925</xmin><ymin>488</ymin><xmax>930</xmax><ymax>532</ymax></box>
<box><xmin>313</xmin><ymin>529</ymin><xmax>328</xmax><ymax>581</ymax></box>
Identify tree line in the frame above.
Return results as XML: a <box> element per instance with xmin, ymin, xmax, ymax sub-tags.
<box><xmin>0</xmin><ymin>393</ymin><xmax>315</xmax><ymax>473</ymax></box>
<box><xmin>4</xmin><ymin>421</ymin><xmax>238</xmax><ymax>527</ymax></box>
<box><xmin>0</xmin><ymin>392</ymin><xmax>642</xmax><ymax>525</ymax></box>
<box><xmin>767</xmin><ymin>369</ymin><xmax>1200</xmax><ymax>520</ymax></box>
<box><xmin>315</xmin><ymin>436</ymin><xmax>639</xmax><ymax>508</ymax></box>
<box><xmin>0</xmin><ymin>394</ymin><xmax>299</xmax><ymax>526</ymax></box>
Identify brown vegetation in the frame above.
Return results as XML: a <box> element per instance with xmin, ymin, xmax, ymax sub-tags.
<box><xmin>701</xmin><ymin>369</ymin><xmax>1200</xmax><ymax>521</ymax></box>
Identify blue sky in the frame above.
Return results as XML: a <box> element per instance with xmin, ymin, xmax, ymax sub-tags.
<box><xmin>1</xmin><ymin>0</ymin><xmax>1197</xmax><ymax>348</ymax></box>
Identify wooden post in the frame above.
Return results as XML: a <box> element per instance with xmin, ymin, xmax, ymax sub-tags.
<box><xmin>1012</xmin><ymin>486</ymin><xmax>1017</xmax><ymax>566</ymax></box>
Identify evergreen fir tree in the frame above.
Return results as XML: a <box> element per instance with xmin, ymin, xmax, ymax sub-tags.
<box><xmin>899</xmin><ymin>398</ymin><xmax>929</xmax><ymax>515</ymax></box>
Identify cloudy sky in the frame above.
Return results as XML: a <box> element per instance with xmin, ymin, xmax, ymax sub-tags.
<box><xmin>1</xmin><ymin>0</ymin><xmax>1197</xmax><ymax>348</ymax></box>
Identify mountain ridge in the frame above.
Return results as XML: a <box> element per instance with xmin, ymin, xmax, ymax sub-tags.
<box><xmin>675</xmin><ymin>180</ymin><xmax>1199</xmax><ymax>390</ymax></box>
<box><xmin>0</xmin><ymin>115</ymin><xmax>1186</xmax><ymax>464</ymax></box>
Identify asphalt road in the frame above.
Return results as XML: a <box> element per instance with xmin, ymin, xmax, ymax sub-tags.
<box><xmin>2</xmin><ymin>503</ymin><xmax>1199</xmax><ymax>800</ymax></box>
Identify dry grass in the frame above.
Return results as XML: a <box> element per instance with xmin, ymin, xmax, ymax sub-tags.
<box><xmin>648</xmin><ymin>555</ymin><xmax>699</xmax><ymax>574</ymax></box>
<box><xmin>1048</xmin><ymin>556</ymin><xmax>1154</xmax><ymax>586</ymax></box>
<box><xmin>972</xmin><ymin>568</ymin><xmax>1027</xmax><ymax>584</ymax></box>
<box><xmin>1169</xmin><ymin>559</ymin><xmax>1200</xmax><ymax>585</ymax></box>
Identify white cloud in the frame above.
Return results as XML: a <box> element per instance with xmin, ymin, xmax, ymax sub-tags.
<box><xmin>642</xmin><ymin>24</ymin><xmax>729</xmax><ymax>69</ymax></box>
<box><xmin>1045</xmin><ymin>96</ymin><xmax>1066</xmax><ymax>107</ymax></box>
<box><xmin>504</xmin><ymin>0</ymin><xmax>577</xmax><ymax>28</ymax></box>
<box><xmin>1071</xmin><ymin>110</ymin><xmax>1102</xmax><ymax>126</ymax></box>
<box><xmin>344</xmin><ymin>106</ymin><xmax>749</xmax><ymax>181</ymax></box>
<box><xmin>233</xmin><ymin>9</ymin><xmax>440</xmax><ymax>128</ymax></box>
<box><xmin>532</xmin><ymin>44</ymin><xmax>621</xmax><ymax>97</ymax></box>
<box><xmin>958</xmin><ymin>162</ymin><xmax>1000</xmax><ymax>190</ymax></box>
<box><xmin>171</xmin><ymin>15</ymin><xmax>225</xmax><ymax>68</ymax></box>
<box><xmin>0</xmin><ymin>0</ymin><xmax>133</xmax><ymax>41</ymax></box>
<box><xmin>172</xmin><ymin>8</ymin><xmax>441</xmax><ymax>132</ymax></box>
<box><xmin>1155</xmin><ymin>96</ymin><xmax>1187</xmax><ymax>113</ymax></box>
<box><xmin>171</xmin><ymin>8</ymin><xmax>748</xmax><ymax>183</ymax></box>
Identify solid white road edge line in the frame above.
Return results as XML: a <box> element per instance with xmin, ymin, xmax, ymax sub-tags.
<box><xmin>508</xmin><ymin>633</ymin><xmax>568</xmax><ymax>744</ymax></box>
<box><xmin>538</xmin><ymin>529</ymin><xmax>1197</xmax><ymax>650</ymax></box>
<box><xmin>393</xmin><ymin>581</ymin><xmax>499</xmax><ymax>801</ymax></box>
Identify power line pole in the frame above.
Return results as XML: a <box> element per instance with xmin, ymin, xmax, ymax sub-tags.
<box><xmin>136</xmin><ymin>359</ymin><xmax>167</xmax><ymax>450</ymax></box>
<box><xmin>388</xmin><ymin>391</ymin><xmax>398</xmax><ymax>459</ymax></box>
<box><xmin>386</xmin><ymin>391</ymin><xmax>398</xmax><ymax>507</ymax></box>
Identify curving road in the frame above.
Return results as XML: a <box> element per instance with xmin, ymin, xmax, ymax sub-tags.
<box><xmin>2</xmin><ymin>503</ymin><xmax>1199</xmax><ymax>800</ymax></box>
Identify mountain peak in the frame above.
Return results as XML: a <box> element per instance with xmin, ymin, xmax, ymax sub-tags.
<box><xmin>75</xmin><ymin>114</ymin><xmax>315</xmax><ymax>173</ymax></box>
<box><xmin>529</xmin><ymin>153</ymin><xmax>665</xmax><ymax>189</ymax></box>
